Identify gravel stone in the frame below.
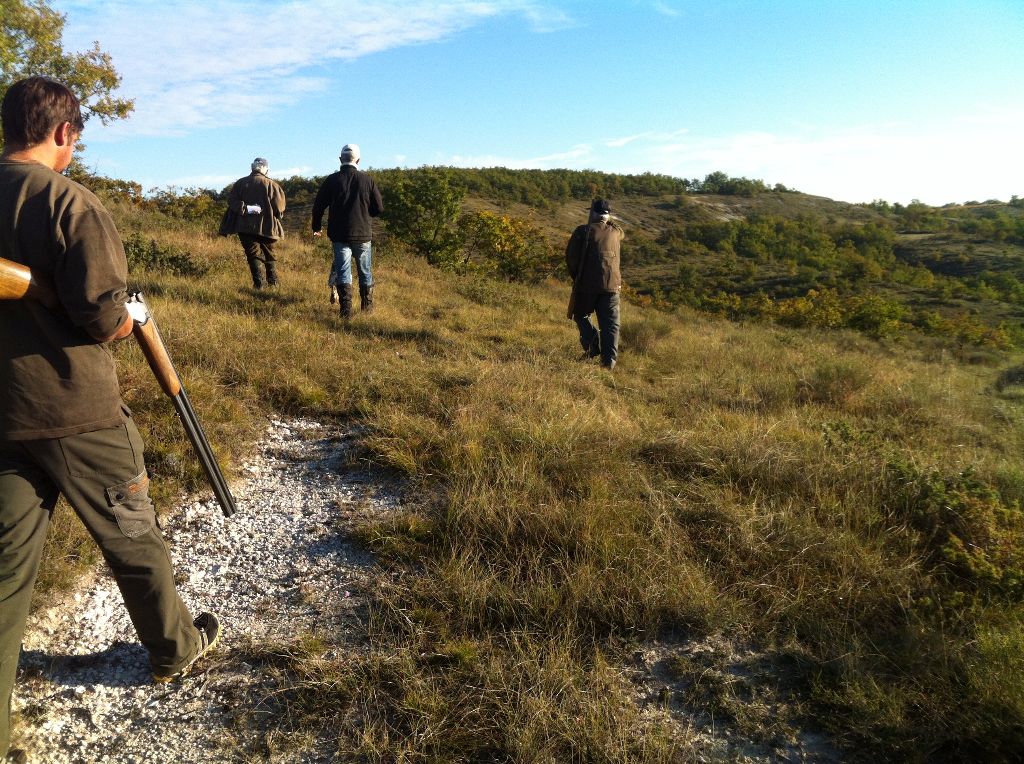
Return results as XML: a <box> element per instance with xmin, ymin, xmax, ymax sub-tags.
<box><xmin>14</xmin><ymin>417</ymin><xmax>396</xmax><ymax>763</ymax></box>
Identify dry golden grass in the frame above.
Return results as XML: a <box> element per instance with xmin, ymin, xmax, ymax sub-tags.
<box><xmin>33</xmin><ymin>211</ymin><xmax>1024</xmax><ymax>760</ymax></box>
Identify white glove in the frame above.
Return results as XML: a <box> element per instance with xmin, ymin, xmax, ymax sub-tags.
<box><xmin>125</xmin><ymin>298</ymin><xmax>149</xmax><ymax>324</ymax></box>
<box><xmin>245</xmin><ymin>204</ymin><xmax>262</xmax><ymax>215</ymax></box>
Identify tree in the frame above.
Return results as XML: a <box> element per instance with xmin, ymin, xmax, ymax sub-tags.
<box><xmin>380</xmin><ymin>167</ymin><xmax>466</xmax><ymax>266</ymax></box>
<box><xmin>456</xmin><ymin>210</ymin><xmax>557</xmax><ymax>282</ymax></box>
<box><xmin>0</xmin><ymin>0</ymin><xmax>133</xmax><ymax>151</ymax></box>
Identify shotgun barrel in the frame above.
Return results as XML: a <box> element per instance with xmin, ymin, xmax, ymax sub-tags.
<box><xmin>0</xmin><ymin>256</ymin><xmax>237</xmax><ymax>517</ymax></box>
<box><xmin>128</xmin><ymin>292</ymin><xmax>237</xmax><ymax>517</ymax></box>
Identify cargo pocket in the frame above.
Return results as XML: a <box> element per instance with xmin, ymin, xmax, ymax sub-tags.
<box><xmin>105</xmin><ymin>471</ymin><xmax>156</xmax><ymax>537</ymax></box>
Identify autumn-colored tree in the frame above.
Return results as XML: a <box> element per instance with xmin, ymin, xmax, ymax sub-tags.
<box><xmin>0</xmin><ymin>0</ymin><xmax>133</xmax><ymax>151</ymax></box>
<box><xmin>456</xmin><ymin>210</ymin><xmax>557</xmax><ymax>282</ymax></box>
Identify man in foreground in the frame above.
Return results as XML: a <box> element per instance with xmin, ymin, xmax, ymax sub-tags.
<box><xmin>0</xmin><ymin>77</ymin><xmax>219</xmax><ymax>763</ymax></box>
<box><xmin>311</xmin><ymin>143</ymin><xmax>384</xmax><ymax>319</ymax></box>
<box><xmin>219</xmin><ymin>157</ymin><xmax>286</xmax><ymax>289</ymax></box>
<box><xmin>565</xmin><ymin>198</ymin><xmax>625</xmax><ymax>370</ymax></box>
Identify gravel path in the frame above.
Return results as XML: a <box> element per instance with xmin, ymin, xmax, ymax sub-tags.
<box><xmin>14</xmin><ymin>417</ymin><xmax>397</xmax><ymax>764</ymax></box>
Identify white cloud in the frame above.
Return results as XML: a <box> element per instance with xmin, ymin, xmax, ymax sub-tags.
<box><xmin>270</xmin><ymin>165</ymin><xmax>315</xmax><ymax>179</ymax></box>
<box><xmin>438</xmin><ymin>111</ymin><xmax>1024</xmax><ymax>205</ymax></box>
<box><xmin>150</xmin><ymin>173</ymin><xmax>238</xmax><ymax>191</ymax></box>
<box><xmin>447</xmin><ymin>142</ymin><xmax>593</xmax><ymax>168</ymax></box>
<box><xmin>636</xmin><ymin>111</ymin><xmax>1024</xmax><ymax>204</ymax></box>
<box><xmin>58</xmin><ymin>0</ymin><xmax>561</xmax><ymax>137</ymax></box>
<box><xmin>149</xmin><ymin>163</ymin><xmax>315</xmax><ymax>190</ymax></box>
<box><xmin>650</xmin><ymin>2</ymin><xmax>681</xmax><ymax>18</ymax></box>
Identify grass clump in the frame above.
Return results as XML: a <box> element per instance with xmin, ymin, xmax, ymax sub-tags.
<box><xmin>234</xmin><ymin>632</ymin><xmax>684</xmax><ymax>762</ymax></box>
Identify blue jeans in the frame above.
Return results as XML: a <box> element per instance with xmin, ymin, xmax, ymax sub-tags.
<box><xmin>331</xmin><ymin>241</ymin><xmax>373</xmax><ymax>289</ymax></box>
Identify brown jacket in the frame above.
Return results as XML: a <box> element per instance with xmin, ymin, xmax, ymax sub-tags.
<box><xmin>565</xmin><ymin>219</ymin><xmax>624</xmax><ymax>294</ymax></box>
<box><xmin>0</xmin><ymin>159</ymin><xmax>129</xmax><ymax>440</ymax></box>
<box><xmin>219</xmin><ymin>172</ymin><xmax>286</xmax><ymax>240</ymax></box>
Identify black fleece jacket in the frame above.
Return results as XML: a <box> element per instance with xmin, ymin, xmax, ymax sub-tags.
<box><xmin>311</xmin><ymin>165</ymin><xmax>384</xmax><ymax>242</ymax></box>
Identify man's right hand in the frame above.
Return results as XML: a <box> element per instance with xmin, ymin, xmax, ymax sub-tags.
<box><xmin>125</xmin><ymin>300</ymin><xmax>149</xmax><ymax>325</ymax></box>
<box><xmin>312</xmin><ymin>231</ymin><xmax>322</xmax><ymax>238</ymax></box>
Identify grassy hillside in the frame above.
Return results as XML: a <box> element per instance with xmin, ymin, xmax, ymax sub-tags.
<box><xmin>29</xmin><ymin>174</ymin><xmax>1024</xmax><ymax>760</ymax></box>
<box><xmin>259</xmin><ymin>167</ymin><xmax>1024</xmax><ymax>357</ymax></box>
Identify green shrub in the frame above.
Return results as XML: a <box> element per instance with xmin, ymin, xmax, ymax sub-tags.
<box><xmin>123</xmin><ymin>232</ymin><xmax>207</xmax><ymax>277</ymax></box>
<box><xmin>883</xmin><ymin>460</ymin><xmax>1024</xmax><ymax>602</ymax></box>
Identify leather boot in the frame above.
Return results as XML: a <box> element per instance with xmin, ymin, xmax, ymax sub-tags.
<box><xmin>247</xmin><ymin>258</ymin><xmax>264</xmax><ymax>289</ymax></box>
<box><xmin>360</xmin><ymin>285</ymin><xmax>375</xmax><ymax>313</ymax></box>
<box><xmin>339</xmin><ymin>284</ymin><xmax>353</xmax><ymax>320</ymax></box>
<box><xmin>265</xmin><ymin>261</ymin><xmax>279</xmax><ymax>287</ymax></box>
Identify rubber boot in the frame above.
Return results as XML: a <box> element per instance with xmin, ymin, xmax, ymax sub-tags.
<box><xmin>265</xmin><ymin>261</ymin><xmax>279</xmax><ymax>288</ymax></box>
<box><xmin>339</xmin><ymin>284</ymin><xmax>353</xmax><ymax>320</ymax></box>
<box><xmin>360</xmin><ymin>285</ymin><xmax>375</xmax><ymax>313</ymax></box>
<box><xmin>247</xmin><ymin>258</ymin><xmax>264</xmax><ymax>289</ymax></box>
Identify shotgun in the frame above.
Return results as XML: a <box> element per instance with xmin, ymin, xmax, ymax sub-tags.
<box><xmin>0</xmin><ymin>256</ymin><xmax>237</xmax><ymax>517</ymax></box>
<box><xmin>566</xmin><ymin>225</ymin><xmax>590</xmax><ymax>320</ymax></box>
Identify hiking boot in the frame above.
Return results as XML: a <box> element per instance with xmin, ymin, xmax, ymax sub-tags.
<box><xmin>265</xmin><ymin>262</ymin><xmax>279</xmax><ymax>287</ymax></box>
<box><xmin>153</xmin><ymin>612</ymin><xmax>220</xmax><ymax>683</ymax></box>
<box><xmin>360</xmin><ymin>285</ymin><xmax>375</xmax><ymax>313</ymax></box>
<box><xmin>330</xmin><ymin>285</ymin><xmax>338</xmax><ymax>304</ymax></box>
<box><xmin>339</xmin><ymin>284</ymin><xmax>353</xmax><ymax>320</ymax></box>
<box><xmin>247</xmin><ymin>258</ymin><xmax>264</xmax><ymax>290</ymax></box>
<box><xmin>4</xmin><ymin>749</ymin><xmax>27</xmax><ymax>763</ymax></box>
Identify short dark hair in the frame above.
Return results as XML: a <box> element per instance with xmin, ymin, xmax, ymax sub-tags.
<box><xmin>1</xmin><ymin>77</ymin><xmax>84</xmax><ymax>149</ymax></box>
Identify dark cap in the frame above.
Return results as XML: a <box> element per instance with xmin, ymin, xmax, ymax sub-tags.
<box><xmin>590</xmin><ymin>198</ymin><xmax>610</xmax><ymax>214</ymax></box>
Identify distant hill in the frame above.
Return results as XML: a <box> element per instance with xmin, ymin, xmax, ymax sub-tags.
<box><xmin>95</xmin><ymin>166</ymin><xmax>1024</xmax><ymax>352</ymax></box>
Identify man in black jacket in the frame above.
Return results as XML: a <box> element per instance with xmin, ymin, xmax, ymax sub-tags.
<box><xmin>311</xmin><ymin>144</ymin><xmax>384</xmax><ymax>318</ymax></box>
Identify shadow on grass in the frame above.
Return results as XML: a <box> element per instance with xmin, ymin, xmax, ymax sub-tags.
<box><xmin>307</xmin><ymin>315</ymin><xmax>453</xmax><ymax>355</ymax></box>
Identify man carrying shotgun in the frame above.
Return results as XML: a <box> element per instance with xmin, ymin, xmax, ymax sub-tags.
<box><xmin>0</xmin><ymin>77</ymin><xmax>219</xmax><ymax>763</ymax></box>
<box><xmin>565</xmin><ymin>199</ymin><xmax>625</xmax><ymax>370</ymax></box>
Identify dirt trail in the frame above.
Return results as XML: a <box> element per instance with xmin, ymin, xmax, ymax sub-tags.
<box><xmin>14</xmin><ymin>418</ymin><xmax>396</xmax><ymax>764</ymax></box>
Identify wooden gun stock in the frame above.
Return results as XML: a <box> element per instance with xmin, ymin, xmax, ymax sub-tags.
<box><xmin>0</xmin><ymin>255</ymin><xmax>236</xmax><ymax>517</ymax></box>
<box><xmin>132</xmin><ymin>316</ymin><xmax>182</xmax><ymax>398</ymax></box>
<box><xmin>0</xmin><ymin>257</ymin><xmax>57</xmax><ymax>307</ymax></box>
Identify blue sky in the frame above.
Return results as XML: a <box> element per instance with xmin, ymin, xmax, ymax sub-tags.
<box><xmin>58</xmin><ymin>0</ymin><xmax>1023</xmax><ymax>205</ymax></box>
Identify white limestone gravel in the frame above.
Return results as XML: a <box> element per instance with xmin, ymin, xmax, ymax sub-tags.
<box><xmin>13</xmin><ymin>417</ymin><xmax>397</xmax><ymax>764</ymax></box>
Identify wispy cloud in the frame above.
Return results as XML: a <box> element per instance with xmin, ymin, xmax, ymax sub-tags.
<box><xmin>604</xmin><ymin>128</ymin><xmax>687</xmax><ymax>148</ymax></box>
<box><xmin>447</xmin><ymin>142</ymin><xmax>594</xmax><ymax>168</ymax></box>
<box><xmin>650</xmin><ymin>2</ymin><xmax>681</xmax><ymax>18</ymax></box>
<box><xmin>438</xmin><ymin>109</ymin><xmax>1024</xmax><ymax>204</ymax></box>
<box><xmin>60</xmin><ymin>0</ymin><xmax>563</xmax><ymax>137</ymax></box>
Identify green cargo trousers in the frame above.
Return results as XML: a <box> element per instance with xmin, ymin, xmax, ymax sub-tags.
<box><xmin>0</xmin><ymin>416</ymin><xmax>202</xmax><ymax>755</ymax></box>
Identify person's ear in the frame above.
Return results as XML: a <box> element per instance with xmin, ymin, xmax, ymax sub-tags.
<box><xmin>54</xmin><ymin>121</ymin><xmax>75</xmax><ymax>147</ymax></box>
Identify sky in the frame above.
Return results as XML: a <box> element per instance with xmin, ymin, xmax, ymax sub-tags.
<box><xmin>56</xmin><ymin>0</ymin><xmax>1024</xmax><ymax>205</ymax></box>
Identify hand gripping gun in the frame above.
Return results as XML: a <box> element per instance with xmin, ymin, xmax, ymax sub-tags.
<box><xmin>0</xmin><ymin>256</ymin><xmax>237</xmax><ymax>517</ymax></box>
